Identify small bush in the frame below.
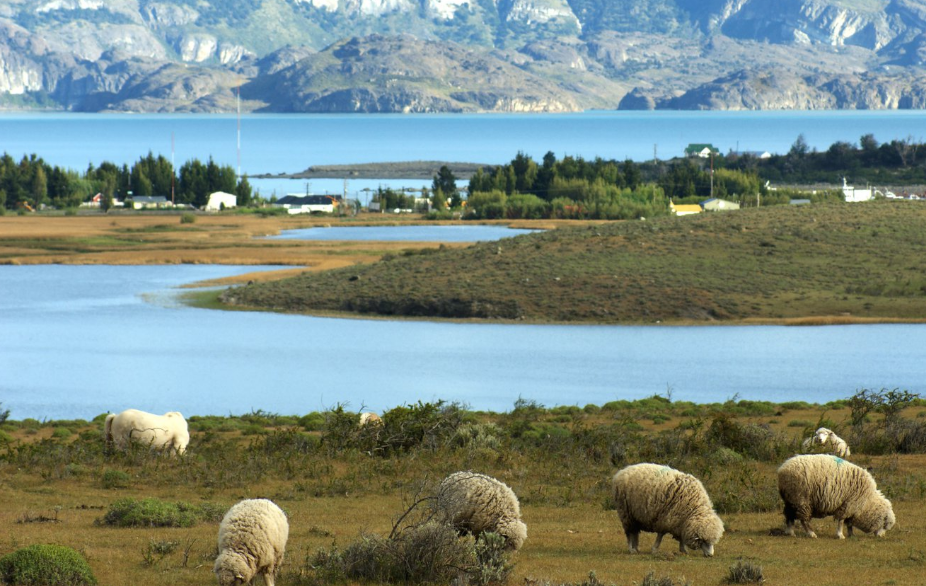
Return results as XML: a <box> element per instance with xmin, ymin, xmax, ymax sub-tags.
<box><xmin>638</xmin><ymin>572</ymin><xmax>691</xmax><ymax>586</ymax></box>
<box><xmin>97</xmin><ymin>498</ymin><xmax>201</xmax><ymax>527</ymax></box>
<box><xmin>0</xmin><ymin>544</ymin><xmax>97</xmax><ymax>586</ymax></box>
<box><xmin>141</xmin><ymin>540</ymin><xmax>179</xmax><ymax>567</ymax></box>
<box><xmin>51</xmin><ymin>427</ymin><xmax>73</xmax><ymax>439</ymax></box>
<box><xmin>180</xmin><ymin>212</ymin><xmax>196</xmax><ymax>224</ymax></box>
<box><xmin>299</xmin><ymin>412</ymin><xmax>326</xmax><ymax>431</ymax></box>
<box><xmin>724</xmin><ymin>560</ymin><xmax>764</xmax><ymax>584</ymax></box>
<box><xmin>100</xmin><ymin>469</ymin><xmax>131</xmax><ymax>489</ymax></box>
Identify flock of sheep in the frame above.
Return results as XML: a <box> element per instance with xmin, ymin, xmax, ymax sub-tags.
<box><xmin>104</xmin><ymin>408</ymin><xmax>895</xmax><ymax>585</ymax></box>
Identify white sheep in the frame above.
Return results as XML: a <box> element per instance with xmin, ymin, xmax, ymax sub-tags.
<box><xmin>778</xmin><ymin>454</ymin><xmax>894</xmax><ymax>539</ymax></box>
<box><xmin>359</xmin><ymin>412</ymin><xmax>382</xmax><ymax>426</ymax></box>
<box><xmin>104</xmin><ymin>409</ymin><xmax>190</xmax><ymax>454</ymax></box>
<box><xmin>611</xmin><ymin>463</ymin><xmax>724</xmax><ymax>557</ymax></box>
<box><xmin>214</xmin><ymin>499</ymin><xmax>289</xmax><ymax>586</ymax></box>
<box><xmin>434</xmin><ymin>471</ymin><xmax>528</xmax><ymax>551</ymax></box>
<box><xmin>801</xmin><ymin>427</ymin><xmax>851</xmax><ymax>458</ymax></box>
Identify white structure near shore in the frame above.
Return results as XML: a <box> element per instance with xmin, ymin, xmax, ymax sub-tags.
<box><xmin>842</xmin><ymin>178</ymin><xmax>872</xmax><ymax>202</ymax></box>
<box><xmin>206</xmin><ymin>191</ymin><xmax>238</xmax><ymax>211</ymax></box>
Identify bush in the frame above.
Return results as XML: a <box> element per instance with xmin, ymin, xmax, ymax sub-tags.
<box><xmin>0</xmin><ymin>544</ymin><xmax>97</xmax><ymax>586</ymax></box>
<box><xmin>100</xmin><ymin>469</ymin><xmax>130</xmax><ymax>489</ymax></box>
<box><xmin>723</xmin><ymin>560</ymin><xmax>764</xmax><ymax>584</ymax></box>
<box><xmin>97</xmin><ymin>498</ymin><xmax>203</xmax><ymax>527</ymax></box>
<box><xmin>638</xmin><ymin>572</ymin><xmax>691</xmax><ymax>586</ymax></box>
<box><xmin>180</xmin><ymin>212</ymin><xmax>196</xmax><ymax>224</ymax></box>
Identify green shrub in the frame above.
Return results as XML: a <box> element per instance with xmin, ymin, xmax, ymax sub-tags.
<box><xmin>180</xmin><ymin>212</ymin><xmax>196</xmax><ymax>224</ymax></box>
<box><xmin>51</xmin><ymin>427</ymin><xmax>73</xmax><ymax>439</ymax></box>
<box><xmin>787</xmin><ymin>420</ymin><xmax>812</xmax><ymax>428</ymax></box>
<box><xmin>141</xmin><ymin>540</ymin><xmax>179</xmax><ymax>567</ymax></box>
<box><xmin>97</xmin><ymin>498</ymin><xmax>200</xmax><ymax>527</ymax></box>
<box><xmin>100</xmin><ymin>469</ymin><xmax>131</xmax><ymax>489</ymax></box>
<box><xmin>299</xmin><ymin>412</ymin><xmax>326</xmax><ymax>431</ymax></box>
<box><xmin>0</xmin><ymin>544</ymin><xmax>97</xmax><ymax>586</ymax></box>
<box><xmin>639</xmin><ymin>572</ymin><xmax>691</xmax><ymax>586</ymax></box>
<box><xmin>723</xmin><ymin>560</ymin><xmax>764</xmax><ymax>584</ymax></box>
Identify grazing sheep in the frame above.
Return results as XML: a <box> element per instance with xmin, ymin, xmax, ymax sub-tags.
<box><xmin>611</xmin><ymin>463</ymin><xmax>724</xmax><ymax>557</ymax></box>
<box><xmin>778</xmin><ymin>454</ymin><xmax>894</xmax><ymax>539</ymax></box>
<box><xmin>104</xmin><ymin>409</ymin><xmax>190</xmax><ymax>454</ymax></box>
<box><xmin>214</xmin><ymin>499</ymin><xmax>288</xmax><ymax>586</ymax></box>
<box><xmin>359</xmin><ymin>412</ymin><xmax>382</xmax><ymax>426</ymax></box>
<box><xmin>801</xmin><ymin>427</ymin><xmax>851</xmax><ymax>458</ymax></box>
<box><xmin>434</xmin><ymin>471</ymin><xmax>527</xmax><ymax>551</ymax></box>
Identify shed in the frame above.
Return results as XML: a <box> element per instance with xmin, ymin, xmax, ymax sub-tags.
<box><xmin>205</xmin><ymin>191</ymin><xmax>237</xmax><ymax>211</ymax></box>
<box><xmin>701</xmin><ymin>198</ymin><xmax>740</xmax><ymax>211</ymax></box>
<box><xmin>685</xmin><ymin>144</ymin><xmax>718</xmax><ymax>158</ymax></box>
<box><xmin>669</xmin><ymin>201</ymin><xmax>702</xmax><ymax>216</ymax></box>
<box><xmin>131</xmin><ymin>196</ymin><xmax>170</xmax><ymax>210</ymax></box>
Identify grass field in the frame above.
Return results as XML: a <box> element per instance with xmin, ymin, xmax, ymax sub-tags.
<box><xmin>220</xmin><ymin>201</ymin><xmax>926</xmax><ymax>324</ymax></box>
<box><xmin>1</xmin><ymin>398</ymin><xmax>925</xmax><ymax>586</ymax></box>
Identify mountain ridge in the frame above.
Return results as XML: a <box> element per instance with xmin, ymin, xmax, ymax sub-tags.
<box><xmin>1</xmin><ymin>0</ymin><xmax>925</xmax><ymax>112</ymax></box>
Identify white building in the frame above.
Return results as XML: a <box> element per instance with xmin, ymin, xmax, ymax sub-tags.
<box><xmin>842</xmin><ymin>178</ymin><xmax>872</xmax><ymax>202</ymax></box>
<box><xmin>205</xmin><ymin>191</ymin><xmax>237</xmax><ymax>211</ymax></box>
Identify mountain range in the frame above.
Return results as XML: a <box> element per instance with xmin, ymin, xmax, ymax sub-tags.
<box><xmin>2</xmin><ymin>0</ymin><xmax>926</xmax><ymax>112</ymax></box>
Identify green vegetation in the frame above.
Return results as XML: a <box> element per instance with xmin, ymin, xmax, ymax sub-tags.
<box><xmin>97</xmin><ymin>498</ymin><xmax>222</xmax><ymax>528</ymax></box>
<box><xmin>0</xmin><ymin>544</ymin><xmax>97</xmax><ymax>586</ymax></box>
<box><xmin>0</xmin><ymin>393</ymin><xmax>925</xmax><ymax>585</ymax></box>
<box><xmin>0</xmin><ymin>152</ymin><xmax>252</xmax><ymax>212</ymax></box>
<box><xmin>222</xmin><ymin>201</ymin><xmax>926</xmax><ymax>323</ymax></box>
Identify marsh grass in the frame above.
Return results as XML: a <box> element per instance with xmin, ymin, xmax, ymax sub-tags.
<box><xmin>1</xmin><ymin>397</ymin><xmax>925</xmax><ymax>585</ymax></box>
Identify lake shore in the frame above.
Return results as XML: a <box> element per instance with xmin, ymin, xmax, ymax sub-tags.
<box><xmin>5</xmin><ymin>208</ymin><xmax>926</xmax><ymax>326</ymax></box>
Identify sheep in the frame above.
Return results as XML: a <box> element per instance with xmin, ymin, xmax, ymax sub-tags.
<box><xmin>359</xmin><ymin>412</ymin><xmax>382</xmax><ymax>426</ymax></box>
<box><xmin>104</xmin><ymin>409</ymin><xmax>190</xmax><ymax>454</ymax></box>
<box><xmin>434</xmin><ymin>471</ymin><xmax>527</xmax><ymax>551</ymax></box>
<box><xmin>801</xmin><ymin>427</ymin><xmax>851</xmax><ymax>458</ymax></box>
<box><xmin>778</xmin><ymin>454</ymin><xmax>894</xmax><ymax>539</ymax></box>
<box><xmin>214</xmin><ymin>499</ymin><xmax>289</xmax><ymax>586</ymax></box>
<box><xmin>610</xmin><ymin>463</ymin><xmax>724</xmax><ymax>557</ymax></box>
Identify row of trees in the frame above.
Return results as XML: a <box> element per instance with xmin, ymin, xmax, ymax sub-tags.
<box><xmin>0</xmin><ymin>152</ymin><xmax>253</xmax><ymax>211</ymax></box>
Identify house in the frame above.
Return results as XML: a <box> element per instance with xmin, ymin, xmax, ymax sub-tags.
<box><xmin>842</xmin><ymin>178</ymin><xmax>872</xmax><ymax>202</ymax></box>
<box><xmin>275</xmin><ymin>194</ymin><xmax>340</xmax><ymax>214</ymax></box>
<box><xmin>685</xmin><ymin>144</ymin><xmax>719</xmax><ymax>158</ymax></box>
<box><xmin>741</xmin><ymin>150</ymin><xmax>772</xmax><ymax>159</ymax></box>
<box><xmin>130</xmin><ymin>196</ymin><xmax>171</xmax><ymax>210</ymax></box>
<box><xmin>669</xmin><ymin>201</ymin><xmax>702</xmax><ymax>216</ymax></box>
<box><xmin>701</xmin><ymin>198</ymin><xmax>740</xmax><ymax>211</ymax></box>
<box><xmin>205</xmin><ymin>191</ymin><xmax>237</xmax><ymax>211</ymax></box>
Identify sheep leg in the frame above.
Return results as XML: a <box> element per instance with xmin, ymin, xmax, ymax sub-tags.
<box><xmin>263</xmin><ymin>571</ymin><xmax>275</xmax><ymax>586</ymax></box>
<box><xmin>677</xmin><ymin>538</ymin><xmax>687</xmax><ymax>554</ymax></box>
<box><xmin>846</xmin><ymin>522</ymin><xmax>854</xmax><ymax>538</ymax></box>
<box><xmin>835</xmin><ymin>518</ymin><xmax>846</xmax><ymax>539</ymax></box>
<box><xmin>782</xmin><ymin>501</ymin><xmax>797</xmax><ymax>536</ymax></box>
<box><xmin>625</xmin><ymin>530</ymin><xmax>639</xmax><ymax>554</ymax></box>
<box><xmin>651</xmin><ymin>533</ymin><xmax>664</xmax><ymax>554</ymax></box>
<box><xmin>799</xmin><ymin>518</ymin><xmax>817</xmax><ymax>539</ymax></box>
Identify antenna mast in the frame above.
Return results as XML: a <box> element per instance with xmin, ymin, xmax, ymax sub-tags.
<box><xmin>236</xmin><ymin>84</ymin><xmax>241</xmax><ymax>181</ymax></box>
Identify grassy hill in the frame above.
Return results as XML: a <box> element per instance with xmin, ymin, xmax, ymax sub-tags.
<box><xmin>220</xmin><ymin>201</ymin><xmax>926</xmax><ymax>324</ymax></box>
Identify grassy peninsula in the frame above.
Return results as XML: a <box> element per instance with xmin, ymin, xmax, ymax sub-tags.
<box><xmin>221</xmin><ymin>201</ymin><xmax>926</xmax><ymax>324</ymax></box>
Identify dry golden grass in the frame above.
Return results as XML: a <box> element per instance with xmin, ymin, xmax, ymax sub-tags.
<box><xmin>3</xmin><ymin>406</ymin><xmax>926</xmax><ymax>586</ymax></box>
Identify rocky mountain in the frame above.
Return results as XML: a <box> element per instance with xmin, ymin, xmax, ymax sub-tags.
<box><xmin>1</xmin><ymin>0</ymin><xmax>925</xmax><ymax>112</ymax></box>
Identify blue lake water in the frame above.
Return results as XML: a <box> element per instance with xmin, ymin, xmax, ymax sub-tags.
<box><xmin>2</xmin><ymin>111</ymin><xmax>924</xmax><ymax>199</ymax></box>
<box><xmin>1</xmin><ymin>264</ymin><xmax>924</xmax><ymax>421</ymax></box>
<box><xmin>265</xmin><ymin>225</ymin><xmax>539</xmax><ymax>242</ymax></box>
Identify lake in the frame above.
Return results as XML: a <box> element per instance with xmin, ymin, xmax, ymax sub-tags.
<box><xmin>1</xmin><ymin>111</ymin><xmax>924</xmax><ymax>200</ymax></box>
<box><xmin>2</xmin><ymin>264</ymin><xmax>923</xmax><ymax>422</ymax></box>
<box><xmin>265</xmin><ymin>225</ymin><xmax>539</xmax><ymax>242</ymax></box>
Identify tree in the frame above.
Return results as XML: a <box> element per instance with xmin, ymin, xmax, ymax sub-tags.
<box><xmin>31</xmin><ymin>165</ymin><xmax>47</xmax><ymax>208</ymax></box>
<box><xmin>432</xmin><ymin>165</ymin><xmax>457</xmax><ymax>199</ymax></box>
<box><xmin>789</xmin><ymin>134</ymin><xmax>809</xmax><ymax>158</ymax></box>
<box><xmin>236</xmin><ymin>175</ymin><xmax>253</xmax><ymax>206</ymax></box>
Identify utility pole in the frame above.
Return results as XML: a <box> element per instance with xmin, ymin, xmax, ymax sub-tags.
<box><xmin>710</xmin><ymin>151</ymin><xmax>714</xmax><ymax>198</ymax></box>
<box><xmin>171</xmin><ymin>132</ymin><xmax>175</xmax><ymax>205</ymax></box>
